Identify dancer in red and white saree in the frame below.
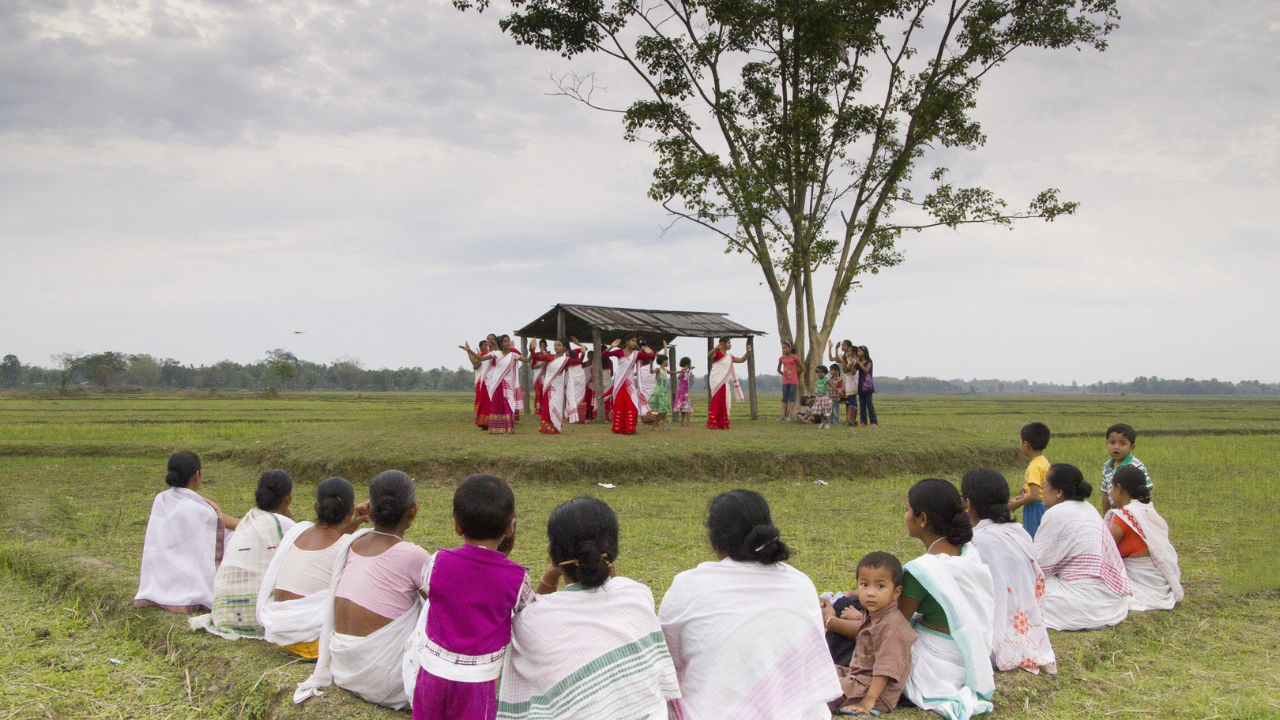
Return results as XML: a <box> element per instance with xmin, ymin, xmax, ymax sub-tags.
<box><xmin>461</xmin><ymin>340</ymin><xmax>493</xmax><ymax>430</ymax></box>
<box><xmin>706</xmin><ymin>338</ymin><xmax>751</xmax><ymax>430</ymax></box>
<box><xmin>538</xmin><ymin>340</ymin><xmax>581</xmax><ymax>434</ymax></box>
<box><xmin>602</xmin><ymin>336</ymin><xmax>654</xmax><ymax>435</ymax></box>
<box><xmin>566</xmin><ymin>339</ymin><xmax>588</xmax><ymax>424</ymax></box>
<box><xmin>529</xmin><ymin>340</ymin><xmax>553</xmax><ymax>418</ymax></box>
<box><xmin>485</xmin><ymin>335</ymin><xmax>527</xmax><ymax>435</ymax></box>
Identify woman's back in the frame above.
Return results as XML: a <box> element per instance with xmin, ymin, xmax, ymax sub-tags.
<box><xmin>333</xmin><ymin>537</ymin><xmax>430</xmax><ymax>635</ymax></box>
<box><xmin>659</xmin><ymin>559</ymin><xmax>837</xmax><ymax>720</ymax></box>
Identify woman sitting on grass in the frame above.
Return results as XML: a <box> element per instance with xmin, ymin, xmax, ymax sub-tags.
<box><xmin>193</xmin><ymin>470</ymin><xmax>296</xmax><ymax>639</ymax></box>
<box><xmin>295</xmin><ymin>471</ymin><xmax>429</xmax><ymax>710</ymax></box>
<box><xmin>1034</xmin><ymin>464</ymin><xmax>1131</xmax><ymax>631</ymax></box>
<box><xmin>498</xmin><ymin>497</ymin><xmax>683</xmax><ymax>719</ymax></box>
<box><xmin>1105</xmin><ymin>466</ymin><xmax>1184</xmax><ymax>611</ymax></box>
<box><xmin>135</xmin><ymin>451</ymin><xmax>240</xmax><ymax>614</ymax></box>
<box><xmin>658</xmin><ymin>490</ymin><xmax>841</xmax><ymax>720</ymax></box>
<box><xmin>960</xmin><ymin>469</ymin><xmax>1057</xmax><ymax>675</ymax></box>
<box><xmin>257</xmin><ymin>477</ymin><xmax>370</xmax><ymax>658</ymax></box>
<box><xmin>900</xmin><ymin>478</ymin><xmax>996</xmax><ymax>720</ymax></box>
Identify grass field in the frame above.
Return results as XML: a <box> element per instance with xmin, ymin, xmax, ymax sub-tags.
<box><xmin>1</xmin><ymin>391</ymin><xmax>1277</xmax><ymax>719</ymax></box>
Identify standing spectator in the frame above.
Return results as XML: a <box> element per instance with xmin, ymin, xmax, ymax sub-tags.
<box><xmin>853</xmin><ymin>346</ymin><xmax>877</xmax><ymax>427</ymax></box>
<box><xmin>777</xmin><ymin>342</ymin><xmax>801</xmax><ymax>421</ymax></box>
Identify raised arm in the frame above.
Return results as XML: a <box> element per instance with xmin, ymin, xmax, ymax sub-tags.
<box><xmin>827</xmin><ymin>341</ymin><xmax>838</xmax><ymax>362</ymax></box>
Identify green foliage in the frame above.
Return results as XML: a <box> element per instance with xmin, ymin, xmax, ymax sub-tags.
<box><xmin>1</xmin><ymin>354</ymin><xmax>20</xmax><ymax>388</ymax></box>
<box><xmin>79</xmin><ymin>352</ymin><xmax>129</xmax><ymax>391</ymax></box>
<box><xmin>459</xmin><ymin>0</ymin><xmax>1119</xmax><ymax>388</ymax></box>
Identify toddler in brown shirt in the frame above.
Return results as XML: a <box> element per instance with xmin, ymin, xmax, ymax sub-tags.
<box><xmin>821</xmin><ymin>551</ymin><xmax>916</xmax><ymax>714</ymax></box>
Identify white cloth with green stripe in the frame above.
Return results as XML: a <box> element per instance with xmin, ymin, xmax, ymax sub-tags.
<box><xmin>902</xmin><ymin>546</ymin><xmax>996</xmax><ymax>720</ymax></box>
<box><xmin>497</xmin><ymin>576</ymin><xmax>681</xmax><ymax>720</ymax></box>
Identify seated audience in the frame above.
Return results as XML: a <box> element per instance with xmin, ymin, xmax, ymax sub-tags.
<box><xmin>961</xmin><ymin>468</ymin><xmax>1057</xmax><ymax>674</ymax></box>
<box><xmin>659</xmin><ymin>489</ymin><xmax>841</xmax><ymax>720</ymax></box>
<box><xmin>405</xmin><ymin>474</ymin><xmax>531</xmax><ymax>720</ymax></box>
<box><xmin>1034</xmin><ymin>464</ymin><xmax>1132</xmax><ymax>631</ymax></box>
<box><xmin>135</xmin><ymin>451</ymin><xmax>239</xmax><ymax>613</ymax></box>
<box><xmin>497</xmin><ymin>497</ymin><xmax>683</xmax><ymax>719</ymax></box>
<box><xmin>900</xmin><ymin>478</ymin><xmax>996</xmax><ymax>720</ymax></box>
<box><xmin>295</xmin><ymin>470</ymin><xmax>429</xmax><ymax>710</ymax></box>
<box><xmin>1105</xmin><ymin>466</ymin><xmax>1183</xmax><ymax>611</ymax></box>
<box><xmin>824</xmin><ymin>552</ymin><xmax>916</xmax><ymax>715</ymax></box>
<box><xmin>257</xmin><ymin>477</ymin><xmax>369</xmax><ymax>658</ymax></box>
<box><xmin>194</xmin><ymin>470</ymin><xmax>296</xmax><ymax>639</ymax></box>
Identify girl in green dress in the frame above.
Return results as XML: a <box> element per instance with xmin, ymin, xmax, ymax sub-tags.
<box><xmin>648</xmin><ymin>355</ymin><xmax>672</xmax><ymax>431</ymax></box>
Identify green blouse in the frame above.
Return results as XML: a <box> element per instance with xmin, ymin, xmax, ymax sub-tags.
<box><xmin>901</xmin><ymin>570</ymin><xmax>949</xmax><ymax>632</ymax></box>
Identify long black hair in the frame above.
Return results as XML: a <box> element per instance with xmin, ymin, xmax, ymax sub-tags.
<box><xmin>548</xmin><ymin>497</ymin><xmax>619</xmax><ymax>589</ymax></box>
<box><xmin>960</xmin><ymin>468</ymin><xmax>1014</xmax><ymax>524</ymax></box>
<box><xmin>165</xmin><ymin>451</ymin><xmax>201</xmax><ymax>488</ymax></box>
<box><xmin>707</xmin><ymin>490</ymin><xmax>791</xmax><ymax>565</ymax></box>
<box><xmin>316</xmin><ymin>477</ymin><xmax>356</xmax><ymax>526</ymax></box>
<box><xmin>908</xmin><ymin>478</ymin><xmax>973</xmax><ymax>546</ymax></box>
<box><xmin>1046</xmin><ymin>463</ymin><xmax>1092</xmax><ymax>501</ymax></box>
<box><xmin>255</xmin><ymin>469</ymin><xmax>293</xmax><ymax>512</ymax></box>
<box><xmin>1112</xmin><ymin>466</ymin><xmax>1151</xmax><ymax>504</ymax></box>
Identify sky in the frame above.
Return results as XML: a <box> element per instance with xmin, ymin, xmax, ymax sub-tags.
<box><xmin>1</xmin><ymin>0</ymin><xmax>1277</xmax><ymax>383</ymax></box>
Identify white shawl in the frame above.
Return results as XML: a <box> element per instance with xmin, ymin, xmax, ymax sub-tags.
<box><xmin>498</xmin><ymin>577</ymin><xmax>681</xmax><ymax>720</ymax></box>
<box><xmin>135</xmin><ymin>487</ymin><xmax>225</xmax><ymax>613</ymax></box>
<box><xmin>192</xmin><ymin>508</ymin><xmax>293</xmax><ymax>639</ymax></box>
<box><xmin>708</xmin><ymin>353</ymin><xmax>745</xmax><ymax>407</ymax></box>
<box><xmin>658</xmin><ymin>559</ymin><xmax>841</xmax><ymax>720</ymax></box>
<box><xmin>970</xmin><ymin>520</ymin><xmax>1056</xmax><ymax>674</ymax></box>
<box><xmin>609</xmin><ymin>351</ymin><xmax>651</xmax><ymax>416</ymax></box>
<box><xmin>902</xmin><ymin>546</ymin><xmax>996</xmax><ymax>720</ymax></box>
<box><xmin>542</xmin><ymin>354</ymin><xmax>580</xmax><ymax>430</ymax></box>
<box><xmin>294</xmin><ymin>529</ymin><xmax>423</xmax><ymax>710</ymax></box>
<box><xmin>1104</xmin><ymin>501</ymin><xmax>1183</xmax><ymax>610</ymax></box>
<box><xmin>256</xmin><ymin>521</ymin><xmax>331</xmax><ymax>647</ymax></box>
<box><xmin>1035</xmin><ymin>500</ymin><xmax>1131</xmax><ymax>631</ymax></box>
<box><xmin>486</xmin><ymin>350</ymin><xmax>522</xmax><ymax>410</ymax></box>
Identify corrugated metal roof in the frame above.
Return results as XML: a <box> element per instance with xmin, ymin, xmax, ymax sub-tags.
<box><xmin>516</xmin><ymin>304</ymin><xmax>765</xmax><ymax>340</ymax></box>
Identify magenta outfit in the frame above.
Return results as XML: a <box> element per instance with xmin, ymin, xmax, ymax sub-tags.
<box><xmin>412</xmin><ymin>544</ymin><xmax>532</xmax><ymax>720</ymax></box>
<box><xmin>674</xmin><ymin>371</ymin><xmax>693</xmax><ymax>413</ymax></box>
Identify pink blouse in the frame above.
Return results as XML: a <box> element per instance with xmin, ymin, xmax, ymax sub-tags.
<box><xmin>334</xmin><ymin>541</ymin><xmax>431</xmax><ymax>620</ymax></box>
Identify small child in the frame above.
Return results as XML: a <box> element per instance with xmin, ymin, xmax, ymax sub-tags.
<box><xmin>674</xmin><ymin>358</ymin><xmax>694</xmax><ymax>425</ymax></box>
<box><xmin>648</xmin><ymin>355</ymin><xmax>672</xmax><ymax>431</ymax></box>
<box><xmin>823</xmin><ymin>552</ymin><xmax>916</xmax><ymax>715</ymax></box>
<box><xmin>1010</xmin><ymin>422</ymin><xmax>1050</xmax><ymax>538</ymax></box>
<box><xmin>828</xmin><ymin>364</ymin><xmax>845</xmax><ymax>426</ymax></box>
<box><xmin>813</xmin><ymin>366</ymin><xmax>834</xmax><ymax>428</ymax></box>
<box><xmin>410</xmin><ymin>474</ymin><xmax>534</xmax><ymax>720</ymax></box>
<box><xmin>1100</xmin><ymin>423</ymin><xmax>1152</xmax><ymax>512</ymax></box>
<box><xmin>793</xmin><ymin>396</ymin><xmax>819</xmax><ymax>424</ymax></box>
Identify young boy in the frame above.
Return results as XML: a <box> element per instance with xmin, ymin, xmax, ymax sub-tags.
<box><xmin>410</xmin><ymin>474</ymin><xmax>534</xmax><ymax>720</ymax></box>
<box><xmin>1010</xmin><ymin>422</ymin><xmax>1050</xmax><ymax>538</ymax></box>
<box><xmin>1101</xmin><ymin>423</ymin><xmax>1152</xmax><ymax>512</ymax></box>
<box><xmin>822</xmin><ymin>552</ymin><xmax>916</xmax><ymax>715</ymax></box>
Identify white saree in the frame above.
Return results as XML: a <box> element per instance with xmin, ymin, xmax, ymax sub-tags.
<box><xmin>610</xmin><ymin>351</ymin><xmax>651</xmax><ymax>417</ymax></box>
<box><xmin>498</xmin><ymin>577</ymin><xmax>682</xmax><ymax>720</ymax></box>
<box><xmin>256</xmin><ymin>521</ymin><xmax>331</xmax><ymax>648</ymax></box>
<box><xmin>541</xmin><ymin>354</ymin><xmax>579</xmax><ymax>432</ymax></box>
<box><xmin>1035</xmin><ymin>500</ymin><xmax>1131</xmax><ymax>631</ymax></box>
<box><xmin>707</xmin><ymin>354</ymin><xmax>745</xmax><ymax>406</ymax></box>
<box><xmin>1104</xmin><ymin>501</ymin><xmax>1184</xmax><ymax>611</ymax></box>
<box><xmin>658</xmin><ymin>558</ymin><xmax>841</xmax><ymax>720</ymax></box>
<box><xmin>294</xmin><ymin>529</ymin><xmax>422</xmax><ymax>710</ymax></box>
<box><xmin>902</xmin><ymin>547</ymin><xmax>996</xmax><ymax>720</ymax></box>
<box><xmin>135</xmin><ymin>487</ymin><xmax>226</xmax><ymax>613</ymax></box>
<box><xmin>970</xmin><ymin>520</ymin><xmax>1056</xmax><ymax>674</ymax></box>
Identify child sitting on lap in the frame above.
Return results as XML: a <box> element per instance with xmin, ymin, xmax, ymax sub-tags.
<box><xmin>407</xmin><ymin>474</ymin><xmax>535</xmax><ymax>720</ymax></box>
<box><xmin>822</xmin><ymin>552</ymin><xmax>916</xmax><ymax>715</ymax></box>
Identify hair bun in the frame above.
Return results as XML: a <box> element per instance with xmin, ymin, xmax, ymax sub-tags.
<box><xmin>742</xmin><ymin>524</ymin><xmax>790</xmax><ymax>565</ymax></box>
<box><xmin>946</xmin><ymin>511</ymin><xmax>974</xmax><ymax>547</ymax></box>
<box><xmin>165</xmin><ymin>470</ymin><xmax>180</xmax><ymax>483</ymax></box>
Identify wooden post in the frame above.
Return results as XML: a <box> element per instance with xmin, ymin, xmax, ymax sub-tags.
<box><xmin>706</xmin><ymin>337</ymin><xmax>714</xmax><ymax>411</ymax></box>
<box><xmin>746</xmin><ymin>336</ymin><xmax>758</xmax><ymax>420</ymax></box>
<box><xmin>519</xmin><ymin>335</ymin><xmax>531</xmax><ymax>412</ymax></box>
<box><xmin>556</xmin><ymin>308</ymin><xmax>566</xmax><ymax>340</ymax></box>
<box><xmin>592</xmin><ymin>327</ymin><xmax>605</xmax><ymax>421</ymax></box>
<box><xmin>668</xmin><ymin>342</ymin><xmax>677</xmax><ymax>409</ymax></box>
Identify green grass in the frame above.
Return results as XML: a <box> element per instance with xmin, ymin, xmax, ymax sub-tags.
<box><xmin>0</xmin><ymin>392</ymin><xmax>1277</xmax><ymax>718</ymax></box>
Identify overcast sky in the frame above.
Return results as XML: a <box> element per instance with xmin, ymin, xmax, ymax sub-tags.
<box><xmin>1</xmin><ymin>0</ymin><xmax>1276</xmax><ymax>383</ymax></box>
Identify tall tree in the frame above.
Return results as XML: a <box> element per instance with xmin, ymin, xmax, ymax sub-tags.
<box><xmin>0</xmin><ymin>355</ymin><xmax>21</xmax><ymax>389</ymax></box>
<box><xmin>51</xmin><ymin>353</ymin><xmax>81</xmax><ymax>393</ymax></box>
<box><xmin>81</xmin><ymin>352</ymin><xmax>129</xmax><ymax>392</ymax></box>
<box><xmin>458</xmin><ymin>0</ymin><xmax>1116</xmax><ymax>385</ymax></box>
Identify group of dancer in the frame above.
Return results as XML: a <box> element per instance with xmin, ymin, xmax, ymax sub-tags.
<box><xmin>133</xmin><ymin>437</ymin><xmax>1184</xmax><ymax>720</ymax></box>
<box><xmin>461</xmin><ymin>333</ymin><xmax>753</xmax><ymax>436</ymax></box>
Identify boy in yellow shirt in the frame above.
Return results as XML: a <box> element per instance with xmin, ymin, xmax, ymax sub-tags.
<box><xmin>1009</xmin><ymin>422</ymin><xmax>1050</xmax><ymax>538</ymax></box>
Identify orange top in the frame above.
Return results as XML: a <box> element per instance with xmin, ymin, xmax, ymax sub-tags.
<box><xmin>1114</xmin><ymin>517</ymin><xmax>1148</xmax><ymax>558</ymax></box>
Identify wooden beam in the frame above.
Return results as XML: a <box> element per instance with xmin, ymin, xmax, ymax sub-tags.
<box><xmin>668</xmin><ymin>343</ymin><xmax>677</xmax><ymax>413</ymax></box>
<box><xmin>592</xmin><ymin>327</ymin><xmax>605</xmax><ymax>421</ymax></box>
<box><xmin>556</xmin><ymin>308</ymin><xmax>566</xmax><ymax>340</ymax></box>
<box><xmin>706</xmin><ymin>337</ymin><xmax>714</xmax><ymax>411</ymax></box>
<box><xmin>746</xmin><ymin>336</ymin><xmax>758</xmax><ymax>420</ymax></box>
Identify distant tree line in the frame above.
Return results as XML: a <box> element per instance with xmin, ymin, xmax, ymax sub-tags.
<box><xmin>1</xmin><ymin>351</ymin><xmax>1277</xmax><ymax>397</ymax></box>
